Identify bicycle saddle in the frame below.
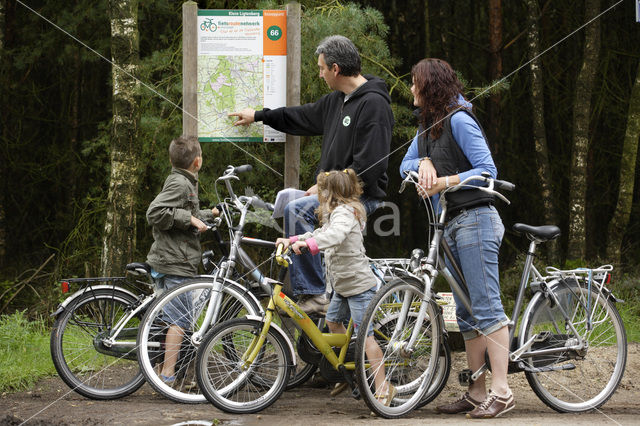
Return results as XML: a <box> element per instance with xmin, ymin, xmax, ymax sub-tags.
<box><xmin>513</xmin><ymin>223</ymin><xmax>561</xmax><ymax>242</ymax></box>
<box><xmin>125</xmin><ymin>262</ymin><xmax>151</xmax><ymax>276</ymax></box>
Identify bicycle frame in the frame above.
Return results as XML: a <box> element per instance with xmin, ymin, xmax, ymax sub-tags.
<box><xmin>398</xmin><ymin>172</ymin><xmax>512</xmax><ymax>355</ymax></box>
<box><xmin>245</xmin><ymin>281</ymin><xmax>354</xmax><ymax>371</ymax></box>
<box><xmin>401</xmin><ymin>171</ymin><xmax>617</xmax><ymax>376</ymax></box>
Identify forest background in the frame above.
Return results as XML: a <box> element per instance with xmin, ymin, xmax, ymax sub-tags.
<box><xmin>0</xmin><ymin>0</ymin><xmax>639</xmax><ymax>331</ymax></box>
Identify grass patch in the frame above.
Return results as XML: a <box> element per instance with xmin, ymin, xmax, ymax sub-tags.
<box><xmin>0</xmin><ymin>311</ymin><xmax>56</xmax><ymax>392</ymax></box>
<box><xmin>612</xmin><ymin>272</ymin><xmax>640</xmax><ymax>343</ymax></box>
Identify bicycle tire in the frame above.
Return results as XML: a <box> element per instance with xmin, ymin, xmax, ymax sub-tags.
<box><xmin>137</xmin><ymin>278</ymin><xmax>261</xmax><ymax>403</ymax></box>
<box><xmin>196</xmin><ymin>317</ymin><xmax>291</xmax><ymax>413</ymax></box>
<box><xmin>355</xmin><ymin>277</ymin><xmax>440</xmax><ymax>418</ymax></box>
<box><xmin>50</xmin><ymin>288</ymin><xmax>146</xmax><ymax>400</ymax></box>
<box><xmin>521</xmin><ymin>281</ymin><xmax>627</xmax><ymax>412</ymax></box>
<box><xmin>417</xmin><ymin>335</ymin><xmax>451</xmax><ymax>408</ymax></box>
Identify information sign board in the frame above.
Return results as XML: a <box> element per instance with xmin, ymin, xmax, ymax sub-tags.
<box><xmin>197</xmin><ymin>10</ymin><xmax>287</xmax><ymax>142</ymax></box>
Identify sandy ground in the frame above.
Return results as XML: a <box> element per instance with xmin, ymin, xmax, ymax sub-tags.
<box><xmin>2</xmin><ymin>343</ymin><xmax>639</xmax><ymax>426</ymax></box>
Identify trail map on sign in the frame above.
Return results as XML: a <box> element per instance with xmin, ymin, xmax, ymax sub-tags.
<box><xmin>197</xmin><ymin>10</ymin><xmax>287</xmax><ymax>142</ymax></box>
<box><xmin>198</xmin><ymin>56</ymin><xmax>263</xmax><ymax>140</ymax></box>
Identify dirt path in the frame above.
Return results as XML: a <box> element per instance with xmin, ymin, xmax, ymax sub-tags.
<box><xmin>2</xmin><ymin>344</ymin><xmax>639</xmax><ymax>426</ymax></box>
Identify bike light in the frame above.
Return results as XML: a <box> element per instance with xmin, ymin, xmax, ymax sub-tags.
<box><xmin>605</xmin><ymin>272</ymin><xmax>612</xmax><ymax>285</ymax></box>
<box><xmin>61</xmin><ymin>281</ymin><xmax>69</xmax><ymax>293</ymax></box>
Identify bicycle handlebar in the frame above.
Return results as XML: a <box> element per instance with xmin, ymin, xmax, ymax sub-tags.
<box><xmin>400</xmin><ymin>170</ymin><xmax>515</xmax><ymax>205</ymax></box>
<box><xmin>234</xmin><ymin>164</ymin><xmax>253</xmax><ymax>174</ymax></box>
<box><xmin>493</xmin><ymin>179</ymin><xmax>515</xmax><ymax>192</ymax></box>
<box><xmin>249</xmin><ymin>196</ymin><xmax>275</xmax><ymax>212</ymax></box>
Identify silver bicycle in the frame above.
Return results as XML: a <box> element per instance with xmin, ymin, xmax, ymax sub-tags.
<box><xmin>355</xmin><ymin>171</ymin><xmax>627</xmax><ymax>417</ymax></box>
<box><xmin>49</xmin><ymin>248</ymin><xmax>224</xmax><ymax>400</ymax></box>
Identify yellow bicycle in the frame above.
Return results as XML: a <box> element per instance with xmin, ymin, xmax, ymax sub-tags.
<box><xmin>194</xmin><ymin>244</ymin><xmax>439</xmax><ymax>414</ymax></box>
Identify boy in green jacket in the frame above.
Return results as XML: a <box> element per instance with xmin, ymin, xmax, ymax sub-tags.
<box><xmin>146</xmin><ymin>135</ymin><xmax>218</xmax><ymax>383</ymax></box>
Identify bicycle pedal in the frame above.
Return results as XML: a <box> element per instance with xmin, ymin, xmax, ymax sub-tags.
<box><xmin>458</xmin><ymin>368</ymin><xmax>473</xmax><ymax>386</ymax></box>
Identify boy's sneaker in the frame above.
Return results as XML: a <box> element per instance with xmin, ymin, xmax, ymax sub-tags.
<box><xmin>466</xmin><ymin>389</ymin><xmax>515</xmax><ymax>419</ymax></box>
<box><xmin>434</xmin><ymin>392</ymin><xmax>481</xmax><ymax>414</ymax></box>
<box><xmin>297</xmin><ymin>295</ymin><xmax>329</xmax><ymax>316</ymax></box>
<box><xmin>159</xmin><ymin>374</ymin><xmax>175</xmax><ymax>385</ymax></box>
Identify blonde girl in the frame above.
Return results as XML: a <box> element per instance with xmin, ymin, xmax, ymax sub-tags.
<box><xmin>277</xmin><ymin>169</ymin><xmax>395</xmax><ymax>405</ymax></box>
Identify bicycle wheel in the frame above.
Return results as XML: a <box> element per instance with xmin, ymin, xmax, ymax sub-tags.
<box><xmin>521</xmin><ymin>281</ymin><xmax>627</xmax><ymax>412</ymax></box>
<box><xmin>137</xmin><ymin>278</ymin><xmax>261</xmax><ymax>403</ymax></box>
<box><xmin>368</xmin><ymin>291</ymin><xmax>450</xmax><ymax>410</ymax></box>
<box><xmin>355</xmin><ymin>277</ymin><xmax>440</xmax><ymax>418</ymax></box>
<box><xmin>196</xmin><ymin>317</ymin><xmax>291</xmax><ymax>413</ymax></box>
<box><xmin>50</xmin><ymin>288</ymin><xmax>145</xmax><ymax>399</ymax></box>
<box><xmin>418</xmin><ymin>333</ymin><xmax>451</xmax><ymax>408</ymax></box>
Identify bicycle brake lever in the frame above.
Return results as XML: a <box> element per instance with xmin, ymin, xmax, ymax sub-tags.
<box><xmin>399</xmin><ymin>179</ymin><xmax>409</xmax><ymax>194</ymax></box>
<box><xmin>399</xmin><ymin>171</ymin><xmax>419</xmax><ymax>194</ymax></box>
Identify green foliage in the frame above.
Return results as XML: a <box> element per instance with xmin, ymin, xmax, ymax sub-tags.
<box><xmin>4</xmin><ymin>0</ymin><xmax>640</xmax><ymax>314</ymax></box>
<box><xmin>0</xmin><ymin>312</ymin><xmax>56</xmax><ymax>392</ymax></box>
<box><xmin>610</xmin><ymin>270</ymin><xmax>640</xmax><ymax>342</ymax></box>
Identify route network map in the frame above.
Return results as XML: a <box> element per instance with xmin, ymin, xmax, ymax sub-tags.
<box><xmin>198</xmin><ymin>55</ymin><xmax>263</xmax><ymax>141</ymax></box>
<box><xmin>197</xmin><ymin>10</ymin><xmax>286</xmax><ymax>142</ymax></box>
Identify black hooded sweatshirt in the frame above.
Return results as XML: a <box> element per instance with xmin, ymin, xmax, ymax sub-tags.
<box><xmin>254</xmin><ymin>75</ymin><xmax>393</xmax><ymax>199</ymax></box>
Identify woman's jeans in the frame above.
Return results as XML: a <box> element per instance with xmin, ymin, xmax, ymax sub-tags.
<box><xmin>283</xmin><ymin>194</ymin><xmax>380</xmax><ymax>297</ymax></box>
<box><xmin>443</xmin><ymin>205</ymin><xmax>509</xmax><ymax>340</ymax></box>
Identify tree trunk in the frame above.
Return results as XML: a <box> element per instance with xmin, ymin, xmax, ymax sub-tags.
<box><xmin>525</xmin><ymin>0</ymin><xmax>559</xmax><ymax>262</ymax></box>
<box><xmin>0</xmin><ymin>0</ymin><xmax>6</xmax><ymax>268</ymax></box>
<box><xmin>487</xmin><ymin>0</ymin><xmax>502</xmax><ymax>154</ymax></box>
<box><xmin>423</xmin><ymin>0</ymin><xmax>430</xmax><ymax>58</ymax></box>
<box><xmin>101</xmin><ymin>0</ymin><xmax>141</xmax><ymax>276</ymax></box>
<box><xmin>606</xmin><ymin>60</ymin><xmax>640</xmax><ymax>263</ymax></box>
<box><xmin>567</xmin><ymin>0</ymin><xmax>600</xmax><ymax>260</ymax></box>
<box><xmin>439</xmin><ymin>3</ymin><xmax>450</xmax><ymax>59</ymax></box>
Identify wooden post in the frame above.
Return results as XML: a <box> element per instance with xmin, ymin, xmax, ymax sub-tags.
<box><xmin>285</xmin><ymin>2</ymin><xmax>301</xmax><ymax>189</ymax></box>
<box><xmin>183</xmin><ymin>1</ymin><xmax>198</xmax><ymax>137</ymax></box>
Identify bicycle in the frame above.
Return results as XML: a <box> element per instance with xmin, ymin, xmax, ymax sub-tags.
<box><xmin>355</xmin><ymin>171</ymin><xmax>627</xmax><ymax>417</ymax></box>
<box><xmin>135</xmin><ymin>165</ymin><xmax>321</xmax><ymax>403</ymax></box>
<box><xmin>193</xmin><ymin>243</ymin><xmax>440</xmax><ymax>414</ymax></box>
<box><xmin>49</xmin><ymin>239</ymin><xmax>244</xmax><ymax>400</ymax></box>
<box><xmin>135</xmin><ymin>164</ymin><xmax>414</xmax><ymax>404</ymax></box>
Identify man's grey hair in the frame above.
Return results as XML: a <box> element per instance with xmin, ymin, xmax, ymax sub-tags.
<box><xmin>315</xmin><ymin>35</ymin><xmax>361</xmax><ymax>77</ymax></box>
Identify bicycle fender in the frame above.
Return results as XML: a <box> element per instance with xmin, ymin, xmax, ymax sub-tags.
<box><xmin>203</xmin><ymin>277</ymin><xmax>265</xmax><ymax>314</ymax></box>
<box><xmin>518</xmin><ymin>280</ymin><xmax>622</xmax><ymax>347</ymax></box>
<box><xmin>244</xmin><ymin>315</ymin><xmax>297</xmax><ymax>367</ymax></box>
<box><xmin>545</xmin><ymin>279</ymin><xmax>623</xmax><ymax>304</ymax></box>
<box><xmin>517</xmin><ymin>290</ymin><xmax>545</xmax><ymax>348</ymax></box>
<box><xmin>51</xmin><ymin>285</ymin><xmax>138</xmax><ymax>317</ymax></box>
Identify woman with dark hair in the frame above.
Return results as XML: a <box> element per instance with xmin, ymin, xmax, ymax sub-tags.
<box><xmin>400</xmin><ymin>58</ymin><xmax>514</xmax><ymax>419</ymax></box>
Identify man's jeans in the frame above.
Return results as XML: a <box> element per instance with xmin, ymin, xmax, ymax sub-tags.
<box><xmin>283</xmin><ymin>194</ymin><xmax>381</xmax><ymax>297</ymax></box>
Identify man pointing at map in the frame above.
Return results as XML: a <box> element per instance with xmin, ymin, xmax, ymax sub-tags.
<box><xmin>229</xmin><ymin>35</ymin><xmax>393</xmax><ymax>315</ymax></box>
